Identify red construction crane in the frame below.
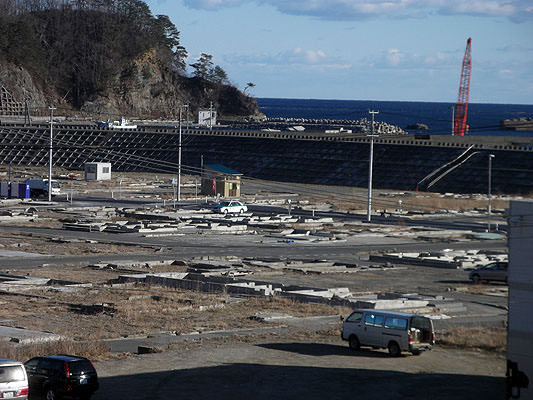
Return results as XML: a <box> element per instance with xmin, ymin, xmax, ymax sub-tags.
<box><xmin>453</xmin><ymin>38</ymin><xmax>472</xmax><ymax>136</ymax></box>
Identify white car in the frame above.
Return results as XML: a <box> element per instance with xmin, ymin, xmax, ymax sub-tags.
<box><xmin>212</xmin><ymin>200</ymin><xmax>248</xmax><ymax>215</ymax></box>
<box><xmin>0</xmin><ymin>358</ymin><xmax>28</xmax><ymax>400</ymax></box>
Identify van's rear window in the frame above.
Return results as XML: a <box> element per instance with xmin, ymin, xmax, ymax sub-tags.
<box><xmin>0</xmin><ymin>366</ymin><xmax>25</xmax><ymax>382</ymax></box>
<box><xmin>411</xmin><ymin>317</ymin><xmax>431</xmax><ymax>329</ymax></box>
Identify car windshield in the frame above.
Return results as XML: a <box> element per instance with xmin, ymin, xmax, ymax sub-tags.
<box><xmin>219</xmin><ymin>201</ymin><xmax>231</xmax><ymax>206</ymax></box>
<box><xmin>0</xmin><ymin>365</ymin><xmax>25</xmax><ymax>382</ymax></box>
<box><xmin>43</xmin><ymin>181</ymin><xmax>60</xmax><ymax>188</ymax></box>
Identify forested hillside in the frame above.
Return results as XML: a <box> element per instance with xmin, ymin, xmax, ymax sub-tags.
<box><xmin>0</xmin><ymin>0</ymin><xmax>261</xmax><ymax>119</ymax></box>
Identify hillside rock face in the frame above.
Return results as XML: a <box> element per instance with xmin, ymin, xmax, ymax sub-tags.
<box><xmin>1</xmin><ymin>50</ymin><xmax>263</xmax><ymax>121</ymax></box>
<box><xmin>0</xmin><ymin>61</ymin><xmax>50</xmax><ymax>112</ymax></box>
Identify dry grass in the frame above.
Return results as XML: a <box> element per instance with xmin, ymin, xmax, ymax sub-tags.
<box><xmin>437</xmin><ymin>327</ymin><xmax>506</xmax><ymax>352</ymax></box>
<box><xmin>1</xmin><ymin>281</ymin><xmax>350</xmax><ymax>342</ymax></box>
<box><xmin>465</xmin><ymin>285</ymin><xmax>508</xmax><ymax>295</ymax></box>
<box><xmin>0</xmin><ymin>340</ymin><xmax>110</xmax><ymax>362</ymax></box>
<box><xmin>332</xmin><ymin>194</ymin><xmax>509</xmax><ymax>213</ymax></box>
<box><xmin>405</xmin><ymin>196</ymin><xmax>508</xmax><ymax>212</ymax></box>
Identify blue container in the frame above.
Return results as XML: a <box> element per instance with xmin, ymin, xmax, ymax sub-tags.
<box><xmin>0</xmin><ymin>182</ymin><xmax>9</xmax><ymax>198</ymax></box>
<box><xmin>10</xmin><ymin>182</ymin><xmax>19</xmax><ymax>198</ymax></box>
<box><xmin>18</xmin><ymin>183</ymin><xmax>30</xmax><ymax>199</ymax></box>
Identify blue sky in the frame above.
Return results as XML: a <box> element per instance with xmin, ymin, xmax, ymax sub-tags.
<box><xmin>146</xmin><ymin>0</ymin><xmax>533</xmax><ymax>104</ymax></box>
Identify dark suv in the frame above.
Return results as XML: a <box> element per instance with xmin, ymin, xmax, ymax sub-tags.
<box><xmin>24</xmin><ymin>355</ymin><xmax>98</xmax><ymax>400</ymax></box>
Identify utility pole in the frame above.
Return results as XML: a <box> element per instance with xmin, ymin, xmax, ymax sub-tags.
<box><xmin>178</xmin><ymin>104</ymin><xmax>188</xmax><ymax>203</ymax></box>
<box><xmin>48</xmin><ymin>106</ymin><xmax>56</xmax><ymax>202</ymax></box>
<box><xmin>24</xmin><ymin>101</ymin><xmax>31</xmax><ymax>125</ymax></box>
<box><xmin>8</xmin><ymin>151</ymin><xmax>12</xmax><ymax>183</ymax></box>
<box><xmin>367</xmin><ymin>110</ymin><xmax>379</xmax><ymax>223</ymax></box>
<box><xmin>488</xmin><ymin>154</ymin><xmax>495</xmax><ymax>232</ymax></box>
<box><xmin>209</xmin><ymin>102</ymin><xmax>213</xmax><ymax>131</ymax></box>
<box><xmin>185</xmin><ymin>104</ymin><xmax>189</xmax><ymax>130</ymax></box>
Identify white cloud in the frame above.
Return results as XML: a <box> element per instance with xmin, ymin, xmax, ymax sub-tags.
<box><xmin>367</xmin><ymin>48</ymin><xmax>455</xmax><ymax>70</ymax></box>
<box><xmin>438</xmin><ymin>1</ymin><xmax>515</xmax><ymax>17</ymax></box>
<box><xmin>224</xmin><ymin>47</ymin><xmax>350</xmax><ymax>68</ymax></box>
<box><xmin>182</xmin><ymin>0</ymin><xmax>533</xmax><ymax>22</ymax></box>
<box><xmin>386</xmin><ymin>48</ymin><xmax>404</xmax><ymax>66</ymax></box>
<box><xmin>183</xmin><ymin>0</ymin><xmax>244</xmax><ymax>10</ymax></box>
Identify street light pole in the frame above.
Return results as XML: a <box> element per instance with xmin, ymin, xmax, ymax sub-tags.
<box><xmin>367</xmin><ymin>110</ymin><xmax>379</xmax><ymax>222</ymax></box>
<box><xmin>48</xmin><ymin>106</ymin><xmax>56</xmax><ymax>202</ymax></box>
<box><xmin>178</xmin><ymin>104</ymin><xmax>188</xmax><ymax>203</ymax></box>
<box><xmin>488</xmin><ymin>154</ymin><xmax>495</xmax><ymax>231</ymax></box>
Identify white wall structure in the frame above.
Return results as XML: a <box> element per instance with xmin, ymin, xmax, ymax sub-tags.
<box><xmin>507</xmin><ymin>200</ymin><xmax>533</xmax><ymax>399</ymax></box>
<box><xmin>84</xmin><ymin>162</ymin><xmax>112</xmax><ymax>181</ymax></box>
<box><xmin>197</xmin><ymin>109</ymin><xmax>217</xmax><ymax>127</ymax></box>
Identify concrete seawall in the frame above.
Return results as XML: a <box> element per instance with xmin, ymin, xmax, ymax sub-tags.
<box><xmin>1</xmin><ymin>123</ymin><xmax>532</xmax><ymax>194</ymax></box>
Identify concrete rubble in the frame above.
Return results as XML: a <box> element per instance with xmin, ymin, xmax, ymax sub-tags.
<box><xmin>0</xmin><ymin>326</ymin><xmax>61</xmax><ymax>344</ymax></box>
<box><xmin>370</xmin><ymin>249</ymin><xmax>507</xmax><ymax>269</ymax></box>
<box><xmin>0</xmin><ymin>273</ymin><xmax>91</xmax><ymax>292</ymax></box>
<box><xmin>111</xmin><ymin>269</ymin><xmax>465</xmax><ymax>315</ymax></box>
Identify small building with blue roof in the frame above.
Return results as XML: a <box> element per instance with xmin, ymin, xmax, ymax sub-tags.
<box><xmin>202</xmin><ymin>164</ymin><xmax>242</xmax><ymax>198</ymax></box>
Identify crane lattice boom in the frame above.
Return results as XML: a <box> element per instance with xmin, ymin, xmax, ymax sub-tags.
<box><xmin>454</xmin><ymin>38</ymin><xmax>472</xmax><ymax>136</ymax></box>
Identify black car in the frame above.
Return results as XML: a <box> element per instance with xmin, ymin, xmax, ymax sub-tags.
<box><xmin>24</xmin><ymin>355</ymin><xmax>98</xmax><ymax>400</ymax></box>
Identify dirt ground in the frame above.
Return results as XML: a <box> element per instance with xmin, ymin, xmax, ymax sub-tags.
<box><xmin>92</xmin><ymin>333</ymin><xmax>506</xmax><ymax>400</ymax></box>
<box><xmin>2</xmin><ymin>264</ymin><xmax>351</xmax><ymax>341</ymax></box>
<box><xmin>0</xmin><ymin>166</ymin><xmax>511</xmax><ymax>399</ymax></box>
<box><xmin>0</xmin><ymin>231</ymin><xmax>157</xmax><ymax>255</ymax></box>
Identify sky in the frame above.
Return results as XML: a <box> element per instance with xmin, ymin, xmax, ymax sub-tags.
<box><xmin>145</xmin><ymin>0</ymin><xmax>533</xmax><ymax>104</ymax></box>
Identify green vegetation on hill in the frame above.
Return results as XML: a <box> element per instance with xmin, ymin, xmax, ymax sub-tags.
<box><xmin>0</xmin><ymin>0</ymin><xmax>260</xmax><ymax>118</ymax></box>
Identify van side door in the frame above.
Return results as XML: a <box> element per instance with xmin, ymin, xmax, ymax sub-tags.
<box><xmin>360</xmin><ymin>312</ymin><xmax>385</xmax><ymax>347</ymax></box>
<box><xmin>383</xmin><ymin>316</ymin><xmax>409</xmax><ymax>349</ymax></box>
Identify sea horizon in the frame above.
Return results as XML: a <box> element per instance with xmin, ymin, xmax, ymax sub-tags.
<box><xmin>256</xmin><ymin>98</ymin><xmax>533</xmax><ymax>137</ymax></box>
<box><xmin>257</xmin><ymin>97</ymin><xmax>533</xmax><ymax>107</ymax></box>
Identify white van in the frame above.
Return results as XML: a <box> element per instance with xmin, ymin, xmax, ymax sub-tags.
<box><xmin>0</xmin><ymin>358</ymin><xmax>28</xmax><ymax>399</ymax></box>
<box><xmin>341</xmin><ymin>309</ymin><xmax>435</xmax><ymax>357</ymax></box>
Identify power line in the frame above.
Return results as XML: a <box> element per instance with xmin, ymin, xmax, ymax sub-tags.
<box><xmin>0</xmin><ymin>126</ymin><xmax>516</xmax><ymax>212</ymax></box>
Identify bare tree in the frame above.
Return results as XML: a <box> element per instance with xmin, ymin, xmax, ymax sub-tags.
<box><xmin>243</xmin><ymin>82</ymin><xmax>255</xmax><ymax>95</ymax></box>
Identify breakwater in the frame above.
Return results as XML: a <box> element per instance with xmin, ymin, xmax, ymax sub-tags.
<box><xmin>1</xmin><ymin>122</ymin><xmax>532</xmax><ymax>194</ymax></box>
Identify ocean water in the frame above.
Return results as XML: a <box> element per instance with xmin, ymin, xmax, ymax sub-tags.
<box><xmin>257</xmin><ymin>98</ymin><xmax>533</xmax><ymax>137</ymax></box>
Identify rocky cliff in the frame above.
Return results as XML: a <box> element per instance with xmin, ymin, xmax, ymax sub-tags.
<box><xmin>0</xmin><ymin>3</ymin><xmax>263</xmax><ymax>121</ymax></box>
<box><xmin>0</xmin><ymin>52</ymin><xmax>262</xmax><ymax>121</ymax></box>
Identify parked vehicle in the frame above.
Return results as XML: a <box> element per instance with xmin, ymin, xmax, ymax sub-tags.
<box><xmin>212</xmin><ymin>200</ymin><xmax>247</xmax><ymax>215</ymax></box>
<box><xmin>0</xmin><ymin>358</ymin><xmax>28</xmax><ymax>400</ymax></box>
<box><xmin>341</xmin><ymin>309</ymin><xmax>435</xmax><ymax>357</ymax></box>
<box><xmin>23</xmin><ymin>179</ymin><xmax>61</xmax><ymax>198</ymax></box>
<box><xmin>24</xmin><ymin>355</ymin><xmax>98</xmax><ymax>400</ymax></box>
<box><xmin>469</xmin><ymin>261</ymin><xmax>508</xmax><ymax>284</ymax></box>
